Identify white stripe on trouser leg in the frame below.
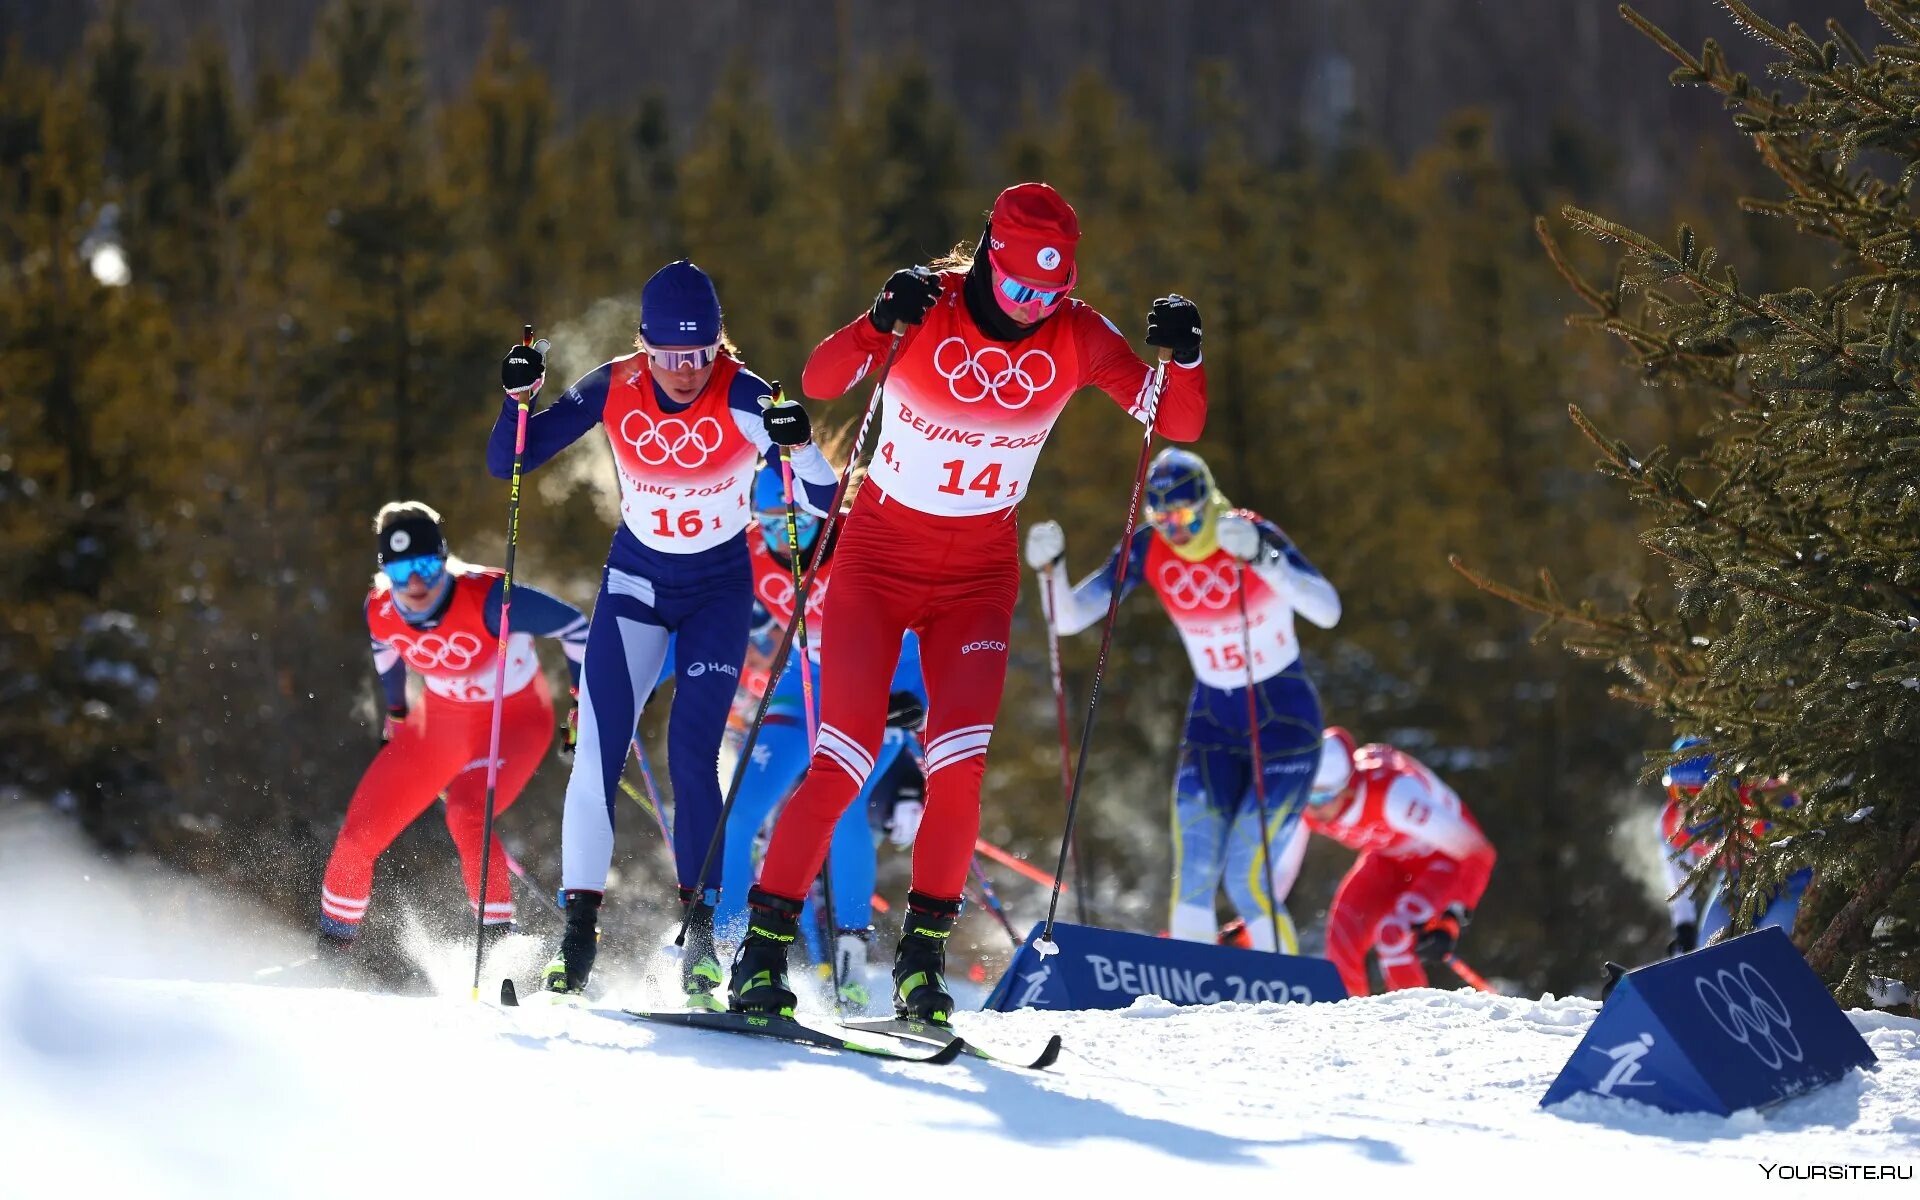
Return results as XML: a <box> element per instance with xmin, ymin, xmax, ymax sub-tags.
<box><xmin>561</xmin><ymin>611</ymin><xmax>670</xmax><ymax>892</ymax></box>
<box><xmin>814</xmin><ymin>723</ymin><xmax>874</xmax><ymax>785</ymax></box>
<box><xmin>321</xmin><ymin>888</ymin><xmax>368</xmax><ymax>916</ymax></box>
<box><xmin>924</xmin><ymin>725</ymin><xmax>993</xmax><ymax>773</ymax></box>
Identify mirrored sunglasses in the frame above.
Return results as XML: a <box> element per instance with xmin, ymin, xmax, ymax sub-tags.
<box><xmin>382</xmin><ymin>553</ymin><xmax>446</xmax><ymax>587</ymax></box>
<box><xmin>997</xmin><ymin>274</ymin><xmax>1065</xmax><ymax>309</ymax></box>
<box><xmin>645</xmin><ymin>342</ymin><xmax>720</xmax><ymax>371</ymax></box>
<box><xmin>1148</xmin><ymin>504</ymin><xmax>1204</xmax><ymax>534</ymax></box>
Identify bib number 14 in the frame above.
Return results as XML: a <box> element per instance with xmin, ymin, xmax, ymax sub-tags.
<box><xmin>936</xmin><ymin>458</ymin><xmax>1014</xmax><ymax>499</ymax></box>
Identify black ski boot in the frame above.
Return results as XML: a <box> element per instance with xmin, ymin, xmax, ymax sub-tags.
<box><xmin>892</xmin><ymin>891</ymin><xmax>962</xmax><ymax>1026</ymax></box>
<box><xmin>678</xmin><ymin>886</ymin><xmax>724</xmax><ymax>1013</ymax></box>
<box><xmin>541</xmin><ymin>890</ymin><xmax>602</xmax><ymax>997</ymax></box>
<box><xmin>728</xmin><ymin>888</ymin><xmax>803</xmax><ymax>1018</ymax></box>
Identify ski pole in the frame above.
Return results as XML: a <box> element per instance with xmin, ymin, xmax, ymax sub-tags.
<box><xmin>767</xmin><ymin>382</ymin><xmax>844</xmax><ymax>1003</ymax></box>
<box><xmin>502</xmin><ymin>844</ymin><xmax>563</xmax><ymax>918</ymax></box>
<box><xmin>970</xmin><ymin>859</ymin><xmax>1023</xmax><ymax>947</ymax></box>
<box><xmin>628</xmin><ymin>735</ymin><xmax>672</xmax><ymax>842</ymax></box>
<box><xmin>1038</xmin><ymin>567</ymin><xmax>1090</xmax><ymax>925</ymax></box>
<box><xmin>473</xmin><ymin>322</ymin><xmax>547</xmax><ymax>1000</ymax></box>
<box><xmin>974</xmin><ymin>837</ymin><xmax>1066</xmax><ymax>892</ymax></box>
<box><xmin>1235</xmin><ymin>562</ymin><xmax>1289</xmax><ymax>956</ymax></box>
<box><xmin>1447</xmin><ymin>955</ymin><xmax>1497</xmax><ymax>994</ymax></box>
<box><xmin>1037</xmin><ymin>349</ymin><xmax>1172</xmax><ymax>951</ymax></box>
<box><xmin>675</xmin><ymin>324</ymin><xmax>907</xmax><ymax>948</ymax></box>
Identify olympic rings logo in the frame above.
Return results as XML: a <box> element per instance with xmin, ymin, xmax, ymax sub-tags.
<box><xmin>389</xmin><ymin>631</ymin><xmax>483</xmax><ymax>671</ymax></box>
<box><xmin>617</xmin><ymin>410</ymin><xmax>725</xmax><ymax>468</ymax></box>
<box><xmin>1696</xmin><ymin>963</ymin><xmax>1804</xmax><ymax>1069</ymax></box>
<box><xmin>1157</xmin><ymin>560</ymin><xmax>1235</xmax><ymax>610</ymax></box>
<box><xmin>757</xmin><ymin>573</ymin><xmax>827</xmax><ymax>624</ymax></box>
<box><xmin>932</xmin><ymin>337</ymin><xmax>1056</xmax><ymax>410</ymax></box>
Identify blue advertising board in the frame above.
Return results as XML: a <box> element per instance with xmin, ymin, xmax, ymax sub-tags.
<box><xmin>983</xmin><ymin>921</ymin><xmax>1347</xmax><ymax>1012</ymax></box>
<box><xmin>1541</xmin><ymin>926</ymin><xmax>1875</xmax><ymax>1115</ymax></box>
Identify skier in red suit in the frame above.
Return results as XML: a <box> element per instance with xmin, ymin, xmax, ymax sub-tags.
<box><xmin>728</xmin><ymin>181</ymin><xmax>1209</xmax><ymax>1023</ymax></box>
<box><xmin>1301</xmin><ymin>727</ymin><xmax>1497</xmax><ymax>996</ymax></box>
<box><xmin>317</xmin><ymin>501</ymin><xmax>585</xmax><ymax>962</ymax></box>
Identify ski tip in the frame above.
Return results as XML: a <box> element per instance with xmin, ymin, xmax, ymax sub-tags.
<box><xmin>500</xmin><ymin>978</ymin><xmax>520</xmax><ymax>1008</ymax></box>
<box><xmin>1028</xmin><ymin>1034</ymin><xmax>1064</xmax><ymax>1071</ymax></box>
<box><xmin>929</xmin><ymin>1036</ymin><xmax>968</xmax><ymax>1065</ymax></box>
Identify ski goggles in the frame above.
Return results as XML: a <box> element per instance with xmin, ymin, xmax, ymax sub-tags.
<box><xmin>755</xmin><ymin>507</ymin><xmax>819</xmax><ymax>553</ymax></box>
<box><xmin>381</xmin><ymin>553</ymin><xmax>447</xmax><ymax>588</ymax></box>
<box><xmin>643</xmin><ymin>341</ymin><xmax>721</xmax><ymax>371</ymax></box>
<box><xmin>989</xmin><ymin>258</ymin><xmax>1073</xmax><ymax>322</ymax></box>
<box><xmin>1147</xmin><ymin>503</ymin><xmax>1206</xmax><ymax>539</ymax></box>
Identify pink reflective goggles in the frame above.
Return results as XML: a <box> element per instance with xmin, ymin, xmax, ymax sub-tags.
<box><xmin>988</xmin><ymin>258</ymin><xmax>1073</xmax><ymax>323</ymax></box>
<box><xmin>644</xmin><ymin>342</ymin><xmax>720</xmax><ymax>371</ymax></box>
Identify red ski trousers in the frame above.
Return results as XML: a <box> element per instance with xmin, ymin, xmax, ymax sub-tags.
<box><xmin>1324</xmin><ymin>850</ymin><xmax>1478</xmax><ymax>996</ymax></box>
<box><xmin>758</xmin><ymin>486</ymin><xmax>1018</xmax><ymax>904</ymax></box>
<box><xmin>320</xmin><ymin>674</ymin><xmax>553</xmax><ymax>936</ymax></box>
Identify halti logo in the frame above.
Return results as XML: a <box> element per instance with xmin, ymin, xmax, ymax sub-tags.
<box><xmin>685</xmin><ymin>661</ymin><xmax>740</xmax><ymax>680</ymax></box>
<box><xmin>1591</xmin><ymin>1033</ymin><xmax>1656</xmax><ymax>1096</ymax></box>
<box><xmin>961</xmin><ymin>640</ymin><xmax>1007</xmax><ymax>655</ymax></box>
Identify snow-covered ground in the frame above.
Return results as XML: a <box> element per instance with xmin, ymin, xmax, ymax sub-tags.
<box><xmin>4</xmin><ymin>810</ymin><xmax>1915</xmax><ymax>1198</ymax></box>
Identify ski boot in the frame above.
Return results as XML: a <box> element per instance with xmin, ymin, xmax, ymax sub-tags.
<box><xmin>892</xmin><ymin>892</ymin><xmax>961</xmax><ymax>1026</ymax></box>
<box><xmin>540</xmin><ymin>890</ymin><xmax>602</xmax><ymax>997</ymax></box>
<box><xmin>833</xmin><ymin>928</ymin><xmax>873</xmax><ymax>1017</ymax></box>
<box><xmin>728</xmin><ymin>888</ymin><xmax>803</xmax><ymax>1018</ymax></box>
<box><xmin>678</xmin><ymin>886</ymin><xmax>724</xmax><ymax>1013</ymax></box>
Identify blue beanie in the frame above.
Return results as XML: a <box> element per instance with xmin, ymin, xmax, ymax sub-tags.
<box><xmin>640</xmin><ymin>259</ymin><xmax>722</xmax><ymax>347</ymax></box>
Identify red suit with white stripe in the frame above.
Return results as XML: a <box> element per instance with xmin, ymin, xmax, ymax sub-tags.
<box><xmin>1305</xmin><ymin>743</ymin><xmax>1496</xmax><ymax>995</ymax></box>
<box><xmin>320</xmin><ymin>569</ymin><xmax>554</xmax><ymax>936</ymax></box>
<box><xmin>755</xmin><ymin>272</ymin><xmax>1207</xmax><ymax>904</ymax></box>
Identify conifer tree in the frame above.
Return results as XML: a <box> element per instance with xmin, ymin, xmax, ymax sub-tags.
<box><xmin>1458</xmin><ymin>1</ymin><xmax>1920</xmax><ymax>997</ymax></box>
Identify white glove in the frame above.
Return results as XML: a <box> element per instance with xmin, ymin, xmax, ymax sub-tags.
<box><xmin>887</xmin><ymin>799</ymin><xmax>924</xmax><ymax>847</ymax></box>
<box><xmin>1024</xmin><ymin>520</ymin><xmax>1065</xmax><ymax>570</ymax></box>
<box><xmin>1217</xmin><ymin>512</ymin><xmax>1261</xmax><ymax>561</ymax></box>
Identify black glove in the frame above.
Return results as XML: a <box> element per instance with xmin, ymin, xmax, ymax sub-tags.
<box><xmin>1414</xmin><ymin>905</ymin><xmax>1467</xmax><ymax>965</ymax></box>
<box><xmin>501</xmin><ymin>342</ymin><xmax>544</xmax><ymax>393</ymax></box>
<box><xmin>1667</xmin><ymin>920</ymin><xmax>1698</xmax><ymax>957</ymax></box>
<box><xmin>381</xmin><ymin>706</ymin><xmax>407</xmax><ymax>745</ymax></box>
<box><xmin>869</xmin><ymin>266</ymin><xmax>940</xmax><ymax>333</ymax></box>
<box><xmin>761</xmin><ymin>386</ymin><xmax>812</xmax><ymax>448</ymax></box>
<box><xmin>885</xmin><ymin>690</ymin><xmax>926</xmax><ymax>731</ymax></box>
<box><xmin>1145</xmin><ymin>295</ymin><xmax>1203</xmax><ymax>365</ymax></box>
<box><xmin>558</xmin><ymin>694</ymin><xmax>578</xmax><ymax>761</ymax></box>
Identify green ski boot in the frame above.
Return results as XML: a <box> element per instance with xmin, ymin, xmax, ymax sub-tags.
<box><xmin>678</xmin><ymin>886</ymin><xmax>724</xmax><ymax>1013</ymax></box>
<box><xmin>541</xmin><ymin>889</ymin><xmax>602</xmax><ymax>998</ymax></box>
<box><xmin>892</xmin><ymin>892</ymin><xmax>961</xmax><ymax>1026</ymax></box>
<box><xmin>833</xmin><ymin>928</ymin><xmax>874</xmax><ymax>1017</ymax></box>
<box><xmin>728</xmin><ymin>888</ymin><xmax>803</xmax><ymax>1018</ymax></box>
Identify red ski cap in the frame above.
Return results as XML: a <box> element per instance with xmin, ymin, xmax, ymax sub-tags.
<box><xmin>987</xmin><ymin>182</ymin><xmax>1080</xmax><ymax>288</ymax></box>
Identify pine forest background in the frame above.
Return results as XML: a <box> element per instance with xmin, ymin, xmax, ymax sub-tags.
<box><xmin>0</xmin><ymin>0</ymin><xmax>1884</xmax><ymax>996</ymax></box>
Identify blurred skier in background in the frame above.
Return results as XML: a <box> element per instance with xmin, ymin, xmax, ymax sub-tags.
<box><xmin>1301</xmin><ymin>728</ymin><xmax>1496</xmax><ymax>995</ymax></box>
<box><xmin>715</xmin><ymin>462</ymin><xmax>929</xmax><ymax>1014</ymax></box>
<box><xmin>1655</xmin><ymin>735</ymin><xmax>1809</xmax><ymax>954</ymax></box>
<box><xmin>1026</xmin><ymin>448</ymin><xmax>1338</xmax><ymax>952</ymax></box>
<box><xmin>318</xmin><ymin>501</ymin><xmax>585</xmax><ymax>964</ymax></box>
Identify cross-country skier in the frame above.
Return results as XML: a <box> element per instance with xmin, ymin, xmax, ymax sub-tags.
<box><xmin>1025</xmin><ymin>448</ymin><xmax>1339</xmax><ymax>952</ymax></box>
<box><xmin>726</xmin><ymin>180</ymin><xmax>1208</xmax><ymax>1023</ymax></box>
<box><xmin>489</xmin><ymin>260</ymin><xmax>837</xmax><ymax>1006</ymax></box>
<box><xmin>1655</xmin><ymin>735</ymin><xmax>1808</xmax><ymax>952</ymax></box>
<box><xmin>1302</xmin><ymin>728</ymin><xmax>1497</xmax><ymax>995</ymax></box>
<box><xmin>714</xmin><ymin>462</ymin><xmax>929</xmax><ymax>1014</ymax></box>
<box><xmin>318</xmin><ymin>501</ymin><xmax>587</xmax><ymax>959</ymax></box>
